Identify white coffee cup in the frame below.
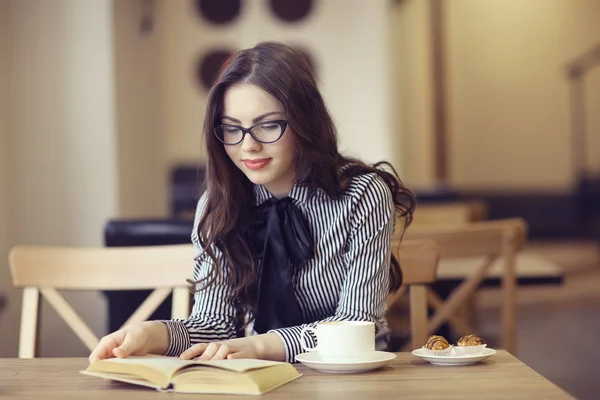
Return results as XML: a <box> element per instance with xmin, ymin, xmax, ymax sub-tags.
<box><xmin>300</xmin><ymin>321</ymin><xmax>375</xmax><ymax>361</ymax></box>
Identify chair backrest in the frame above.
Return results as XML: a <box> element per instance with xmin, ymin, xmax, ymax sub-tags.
<box><xmin>400</xmin><ymin>218</ymin><xmax>527</xmax><ymax>353</ymax></box>
<box><xmin>392</xmin><ymin>240</ymin><xmax>439</xmax><ymax>284</ymax></box>
<box><xmin>388</xmin><ymin>240</ymin><xmax>440</xmax><ymax>350</ymax></box>
<box><xmin>9</xmin><ymin>244</ymin><xmax>195</xmax><ymax>358</ymax></box>
<box><xmin>412</xmin><ymin>200</ymin><xmax>488</xmax><ymax>226</ymax></box>
<box><xmin>403</xmin><ymin>218</ymin><xmax>527</xmax><ymax>258</ymax></box>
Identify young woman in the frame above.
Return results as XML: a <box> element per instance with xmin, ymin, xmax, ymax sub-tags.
<box><xmin>89</xmin><ymin>42</ymin><xmax>415</xmax><ymax>364</ymax></box>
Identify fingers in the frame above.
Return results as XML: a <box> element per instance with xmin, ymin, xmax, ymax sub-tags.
<box><xmin>180</xmin><ymin>343</ymin><xmax>209</xmax><ymax>360</ymax></box>
<box><xmin>198</xmin><ymin>343</ymin><xmax>221</xmax><ymax>361</ymax></box>
<box><xmin>89</xmin><ymin>345</ymin><xmax>111</xmax><ymax>363</ymax></box>
<box><xmin>180</xmin><ymin>342</ymin><xmax>236</xmax><ymax>361</ymax></box>
<box><xmin>89</xmin><ymin>334</ymin><xmax>120</xmax><ymax>363</ymax></box>
<box><xmin>211</xmin><ymin>344</ymin><xmax>232</xmax><ymax>360</ymax></box>
<box><xmin>112</xmin><ymin>333</ymin><xmax>139</xmax><ymax>359</ymax></box>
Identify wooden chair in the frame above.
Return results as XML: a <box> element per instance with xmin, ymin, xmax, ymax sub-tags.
<box><xmin>386</xmin><ymin>240</ymin><xmax>440</xmax><ymax>350</ymax></box>
<box><xmin>410</xmin><ymin>200</ymin><xmax>487</xmax><ymax>328</ymax></box>
<box><xmin>412</xmin><ymin>200</ymin><xmax>488</xmax><ymax>226</ymax></box>
<box><xmin>400</xmin><ymin>218</ymin><xmax>527</xmax><ymax>354</ymax></box>
<box><xmin>9</xmin><ymin>244</ymin><xmax>195</xmax><ymax>358</ymax></box>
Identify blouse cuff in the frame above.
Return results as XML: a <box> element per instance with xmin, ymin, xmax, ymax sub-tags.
<box><xmin>160</xmin><ymin>320</ymin><xmax>191</xmax><ymax>357</ymax></box>
<box><xmin>268</xmin><ymin>326</ymin><xmax>316</xmax><ymax>363</ymax></box>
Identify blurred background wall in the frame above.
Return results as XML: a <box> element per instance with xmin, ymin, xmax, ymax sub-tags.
<box><xmin>114</xmin><ymin>0</ymin><xmax>167</xmax><ymax>219</ymax></box>
<box><xmin>396</xmin><ymin>0</ymin><xmax>600</xmax><ymax>190</ymax></box>
<box><xmin>392</xmin><ymin>0</ymin><xmax>435</xmax><ymax>189</ymax></box>
<box><xmin>446</xmin><ymin>0</ymin><xmax>600</xmax><ymax>190</ymax></box>
<box><xmin>1</xmin><ymin>0</ymin><xmax>118</xmax><ymax>357</ymax></box>
<box><xmin>0</xmin><ymin>0</ymin><xmax>599</xmax><ymax>359</ymax></box>
<box><xmin>0</xmin><ymin>0</ymin><xmax>12</xmax><ymax>358</ymax></box>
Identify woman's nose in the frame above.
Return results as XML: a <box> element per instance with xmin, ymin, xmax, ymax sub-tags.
<box><xmin>241</xmin><ymin>131</ymin><xmax>261</xmax><ymax>152</ymax></box>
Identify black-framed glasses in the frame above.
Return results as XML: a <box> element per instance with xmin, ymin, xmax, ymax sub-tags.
<box><xmin>214</xmin><ymin>120</ymin><xmax>288</xmax><ymax>145</ymax></box>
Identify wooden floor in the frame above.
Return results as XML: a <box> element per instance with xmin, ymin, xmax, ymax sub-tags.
<box><xmin>462</xmin><ymin>241</ymin><xmax>600</xmax><ymax>400</ymax></box>
<box><xmin>478</xmin><ymin>299</ymin><xmax>600</xmax><ymax>400</ymax></box>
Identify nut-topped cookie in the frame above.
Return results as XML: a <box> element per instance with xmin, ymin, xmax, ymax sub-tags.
<box><xmin>421</xmin><ymin>335</ymin><xmax>452</xmax><ymax>355</ymax></box>
<box><xmin>425</xmin><ymin>335</ymin><xmax>450</xmax><ymax>350</ymax></box>
<box><xmin>454</xmin><ymin>335</ymin><xmax>487</xmax><ymax>356</ymax></box>
<box><xmin>457</xmin><ymin>335</ymin><xmax>484</xmax><ymax>347</ymax></box>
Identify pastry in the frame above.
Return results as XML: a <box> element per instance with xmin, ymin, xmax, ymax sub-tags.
<box><xmin>424</xmin><ymin>335</ymin><xmax>450</xmax><ymax>351</ymax></box>
<box><xmin>454</xmin><ymin>335</ymin><xmax>486</xmax><ymax>356</ymax></box>
<box><xmin>457</xmin><ymin>335</ymin><xmax>484</xmax><ymax>347</ymax></box>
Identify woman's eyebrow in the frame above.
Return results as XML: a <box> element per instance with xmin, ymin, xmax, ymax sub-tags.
<box><xmin>221</xmin><ymin>111</ymin><xmax>284</xmax><ymax>124</ymax></box>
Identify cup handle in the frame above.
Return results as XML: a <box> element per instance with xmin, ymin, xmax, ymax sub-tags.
<box><xmin>300</xmin><ymin>327</ymin><xmax>318</xmax><ymax>352</ymax></box>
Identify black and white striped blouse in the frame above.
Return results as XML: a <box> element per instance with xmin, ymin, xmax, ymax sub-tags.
<box><xmin>163</xmin><ymin>172</ymin><xmax>395</xmax><ymax>363</ymax></box>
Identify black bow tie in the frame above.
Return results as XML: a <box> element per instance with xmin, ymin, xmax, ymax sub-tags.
<box><xmin>247</xmin><ymin>197</ymin><xmax>314</xmax><ymax>333</ymax></box>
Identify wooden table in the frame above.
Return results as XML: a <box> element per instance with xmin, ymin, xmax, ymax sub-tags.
<box><xmin>1</xmin><ymin>351</ymin><xmax>572</xmax><ymax>399</ymax></box>
<box><xmin>436</xmin><ymin>253</ymin><xmax>564</xmax><ymax>287</ymax></box>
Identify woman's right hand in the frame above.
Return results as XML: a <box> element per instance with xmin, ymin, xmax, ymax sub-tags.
<box><xmin>88</xmin><ymin>321</ymin><xmax>169</xmax><ymax>363</ymax></box>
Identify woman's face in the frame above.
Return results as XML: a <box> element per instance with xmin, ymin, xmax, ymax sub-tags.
<box><xmin>220</xmin><ymin>83</ymin><xmax>296</xmax><ymax>198</ymax></box>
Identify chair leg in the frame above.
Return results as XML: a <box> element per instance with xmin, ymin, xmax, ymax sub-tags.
<box><xmin>464</xmin><ymin>292</ymin><xmax>478</xmax><ymax>327</ymax></box>
<box><xmin>41</xmin><ymin>288</ymin><xmax>100</xmax><ymax>352</ymax></box>
<box><xmin>19</xmin><ymin>287</ymin><xmax>40</xmax><ymax>358</ymax></box>
<box><xmin>426</xmin><ymin>258</ymin><xmax>493</xmax><ymax>337</ymax></box>
<box><xmin>426</xmin><ymin>288</ymin><xmax>475</xmax><ymax>337</ymax></box>
<box><xmin>409</xmin><ymin>285</ymin><xmax>428</xmax><ymax>350</ymax></box>
<box><xmin>501</xmin><ymin>242</ymin><xmax>518</xmax><ymax>355</ymax></box>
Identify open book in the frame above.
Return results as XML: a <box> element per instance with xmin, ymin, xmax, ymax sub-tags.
<box><xmin>81</xmin><ymin>355</ymin><xmax>302</xmax><ymax>395</ymax></box>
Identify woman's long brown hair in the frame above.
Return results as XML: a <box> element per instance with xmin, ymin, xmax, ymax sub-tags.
<box><xmin>193</xmin><ymin>42</ymin><xmax>416</xmax><ymax>321</ymax></box>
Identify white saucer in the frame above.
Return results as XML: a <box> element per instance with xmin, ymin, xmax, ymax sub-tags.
<box><xmin>295</xmin><ymin>351</ymin><xmax>396</xmax><ymax>374</ymax></box>
<box><xmin>411</xmin><ymin>347</ymin><xmax>497</xmax><ymax>366</ymax></box>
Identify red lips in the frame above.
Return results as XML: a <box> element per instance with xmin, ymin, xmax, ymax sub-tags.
<box><xmin>242</xmin><ymin>158</ymin><xmax>271</xmax><ymax>171</ymax></box>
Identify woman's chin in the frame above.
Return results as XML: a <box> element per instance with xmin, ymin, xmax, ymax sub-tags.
<box><xmin>242</xmin><ymin>169</ymin><xmax>273</xmax><ymax>186</ymax></box>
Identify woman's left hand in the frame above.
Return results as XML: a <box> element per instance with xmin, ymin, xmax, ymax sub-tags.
<box><xmin>180</xmin><ymin>337</ymin><xmax>257</xmax><ymax>361</ymax></box>
<box><xmin>179</xmin><ymin>333</ymin><xmax>286</xmax><ymax>361</ymax></box>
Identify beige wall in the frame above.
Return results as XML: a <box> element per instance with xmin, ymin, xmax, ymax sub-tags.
<box><xmin>1</xmin><ymin>0</ymin><xmax>170</xmax><ymax>358</ymax></box>
<box><xmin>160</xmin><ymin>0</ymin><xmax>402</xmax><ymax>170</ymax></box>
<box><xmin>392</xmin><ymin>0</ymin><xmax>600</xmax><ymax>191</ymax></box>
<box><xmin>114</xmin><ymin>0</ymin><xmax>167</xmax><ymax>217</ymax></box>
<box><xmin>160</xmin><ymin>0</ymin><xmax>210</xmax><ymax>165</ymax></box>
<box><xmin>0</xmin><ymin>0</ymin><xmax>17</xmax><ymax>358</ymax></box>
<box><xmin>587</xmin><ymin>68</ymin><xmax>600</xmax><ymax>172</ymax></box>
<box><xmin>3</xmin><ymin>0</ymin><xmax>118</xmax><ymax>357</ymax></box>
<box><xmin>1</xmin><ymin>0</ymin><xmax>171</xmax><ymax>357</ymax></box>
<box><xmin>446</xmin><ymin>0</ymin><xmax>600</xmax><ymax>190</ymax></box>
<box><xmin>391</xmin><ymin>0</ymin><xmax>436</xmax><ymax>189</ymax></box>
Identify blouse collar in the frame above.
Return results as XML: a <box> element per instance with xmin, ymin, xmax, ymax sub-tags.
<box><xmin>253</xmin><ymin>183</ymin><xmax>312</xmax><ymax>206</ymax></box>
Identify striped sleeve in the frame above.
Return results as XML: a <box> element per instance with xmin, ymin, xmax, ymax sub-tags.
<box><xmin>269</xmin><ymin>174</ymin><xmax>395</xmax><ymax>362</ymax></box>
<box><xmin>161</xmin><ymin>193</ymin><xmax>238</xmax><ymax>357</ymax></box>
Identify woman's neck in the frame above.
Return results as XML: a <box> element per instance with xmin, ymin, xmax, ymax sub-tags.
<box><xmin>264</xmin><ymin>172</ymin><xmax>296</xmax><ymax>199</ymax></box>
<box><xmin>265</xmin><ymin>181</ymin><xmax>294</xmax><ymax>198</ymax></box>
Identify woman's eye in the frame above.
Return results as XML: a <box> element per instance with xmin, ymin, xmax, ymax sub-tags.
<box><xmin>261</xmin><ymin>124</ymin><xmax>278</xmax><ymax>131</ymax></box>
<box><xmin>224</xmin><ymin>126</ymin><xmax>240</xmax><ymax>133</ymax></box>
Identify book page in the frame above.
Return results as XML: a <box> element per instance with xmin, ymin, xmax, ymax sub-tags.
<box><xmin>193</xmin><ymin>358</ymin><xmax>285</xmax><ymax>373</ymax></box>
<box><xmin>81</xmin><ymin>369</ymin><xmax>164</xmax><ymax>390</ymax></box>
<box><xmin>98</xmin><ymin>356</ymin><xmax>285</xmax><ymax>375</ymax></box>
<box><xmin>100</xmin><ymin>355</ymin><xmax>196</xmax><ymax>378</ymax></box>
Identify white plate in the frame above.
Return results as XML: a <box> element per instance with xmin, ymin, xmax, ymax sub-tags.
<box><xmin>411</xmin><ymin>347</ymin><xmax>497</xmax><ymax>366</ymax></box>
<box><xmin>295</xmin><ymin>351</ymin><xmax>397</xmax><ymax>374</ymax></box>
